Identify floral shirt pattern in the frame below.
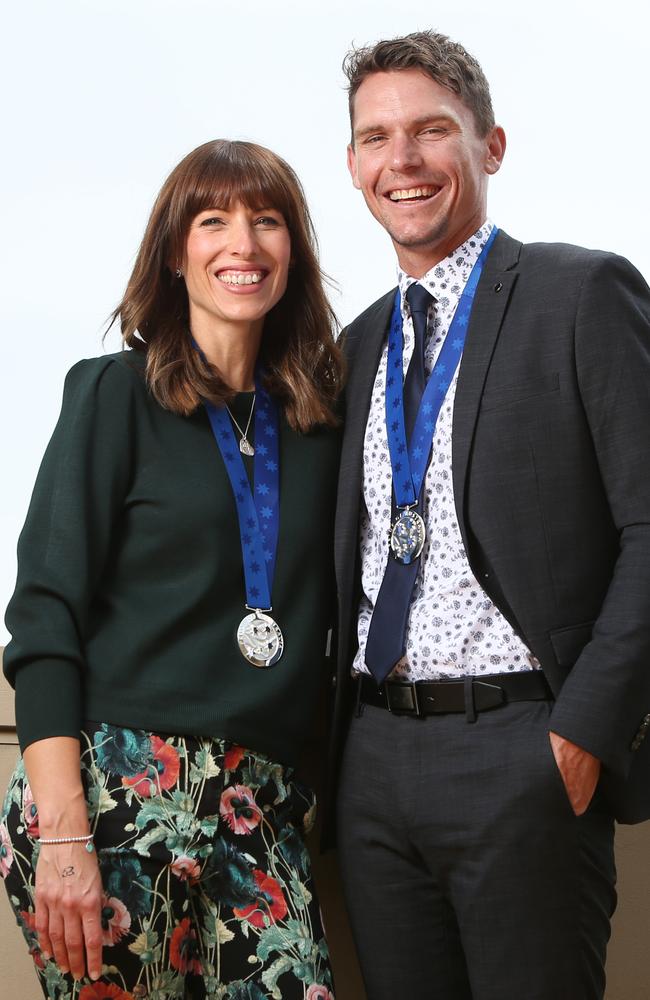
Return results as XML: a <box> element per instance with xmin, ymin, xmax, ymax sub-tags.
<box><xmin>1</xmin><ymin>724</ymin><xmax>334</xmax><ymax>1000</ymax></box>
<box><xmin>354</xmin><ymin>220</ymin><xmax>538</xmax><ymax>681</ymax></box>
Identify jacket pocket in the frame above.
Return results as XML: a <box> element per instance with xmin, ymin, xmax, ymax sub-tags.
<box><xmin>548</xmin><ymin>621</ymin><xmax>595</xmax><ymax>667</ymax></box>
<box><xmin>480</xmin><ymin>372</ymin><xmax>560</xmax><ymax>412</ymax></box>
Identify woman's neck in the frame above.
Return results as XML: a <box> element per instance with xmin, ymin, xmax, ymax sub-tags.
<box><xmin>191</xmin><ymin>316</ymin><xmax>263</xmax><ymax>391</ymax></box>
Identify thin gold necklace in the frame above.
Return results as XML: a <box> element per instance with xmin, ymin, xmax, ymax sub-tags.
<box><xmin>225</xmin><ymin>394</ymin><xmax>256</xmax><ymax>456</ymax></box>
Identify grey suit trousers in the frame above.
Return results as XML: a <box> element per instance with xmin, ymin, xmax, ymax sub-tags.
<box><xmin>336</xmin><ymin>698</ymin><xmax>616</xmax><ymax>1000</ymax></box>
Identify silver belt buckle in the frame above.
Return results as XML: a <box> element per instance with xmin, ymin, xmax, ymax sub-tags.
<box><xmin>385</xmin><ymin>681</ymin><xmax>421</xmax><ymax>717</ymax></box>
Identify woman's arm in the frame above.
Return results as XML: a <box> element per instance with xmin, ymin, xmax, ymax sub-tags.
<box><xmin>4</xmin><ymin>357</ymin><xmax>137</xmax><ymax>751</ymax></box>
<box><xmin>4</xmin><ymin>358</ymin><xmax>139</xmax><ymax>979</ymax></box>
<box><xmin>24</xmin><ymin>736</ymin><xmax>103</xmax><ymax>981</ymax></box>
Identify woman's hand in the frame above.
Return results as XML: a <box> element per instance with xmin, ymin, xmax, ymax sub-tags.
<box><xmin>35</xmin><ymin>841</ymin><xmax>103</xmax><ymax>981</ymax></box>
<box><xmin>23</xmin><ymin>736</ymin><xmax>104</xmax><ymax>981</ymax></box>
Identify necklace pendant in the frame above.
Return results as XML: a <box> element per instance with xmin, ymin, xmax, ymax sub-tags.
<box><xmin>239</xmin><ymin>437</ymin><xmax>255</xmax><ymax>456</ymax></box>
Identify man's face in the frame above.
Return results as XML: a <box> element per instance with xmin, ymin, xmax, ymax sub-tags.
<box><xmin>348</xmin><ymin>69</ymin><xmax>505</xmax><ymax>276</ymax></box>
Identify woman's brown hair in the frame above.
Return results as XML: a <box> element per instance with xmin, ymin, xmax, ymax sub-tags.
<box><xmin>111</xmin><ymin>140</ymin><xmax>344</xmax><ymax>431</ymax></box>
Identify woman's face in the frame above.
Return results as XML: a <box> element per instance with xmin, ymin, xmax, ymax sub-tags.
<box><xmin>182</xmin><ymin>199</ymin><xmax>291</xmax><ymax>335</ymax></box>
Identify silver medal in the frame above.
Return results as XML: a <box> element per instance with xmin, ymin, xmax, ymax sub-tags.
<box><xmin>239</xmin><ymin>437</ymin><xmax>255</xmax><ymax>456</ymax></box>
<box><xmin>237</xmin><ymin>610</ymin><xmax>284</xmax><ymax>667</ymax></box>
<box><xmin>390</xmin><ymin>508</ymin><xmax>426</xmax><ymax>564</ymax></box>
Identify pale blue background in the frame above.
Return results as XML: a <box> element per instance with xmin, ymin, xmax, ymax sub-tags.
<box><xmin>1</xmin><ymin>0</ymin><xmax>648</xmax><ymax>640</ymax></box>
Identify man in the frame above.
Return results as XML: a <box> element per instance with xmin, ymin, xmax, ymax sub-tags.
<box><xmin>328</xmin><ymin>30</ymin><xmax>650</xmax><ymax>1000</ymax></box>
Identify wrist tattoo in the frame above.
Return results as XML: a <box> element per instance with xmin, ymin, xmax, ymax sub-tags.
<box><xmin>61</xmin><ymin>866</ymin><xmax>75</xmax><ymax>878</ymax></box>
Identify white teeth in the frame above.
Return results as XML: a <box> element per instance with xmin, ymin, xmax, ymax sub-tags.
<box><xmin>217</xmin><ymin>271</ymin><xmax>264</xmax><ymax>285</ymax></box>
<box><xmin>389</xmin><ymin>187</ymin><xmax>436</xmax><ymax>201</ymax></box>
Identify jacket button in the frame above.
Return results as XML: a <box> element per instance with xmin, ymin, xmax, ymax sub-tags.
<box><xmin>331</xmin><ymin>675</ymin><xmax>337</xmax><ymax>689</ymax></box>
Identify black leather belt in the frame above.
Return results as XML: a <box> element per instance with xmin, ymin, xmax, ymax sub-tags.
<box><xmin>358</xmin><ymin>670</ymin><xmax>552</xmax><ymax>718</ymax></box>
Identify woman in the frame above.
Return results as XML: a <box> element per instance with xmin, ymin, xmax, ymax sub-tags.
<box><xmin>1</xmin><ymin>139</ymin><xmax>342</xmax><ymax>1000</ymax></box>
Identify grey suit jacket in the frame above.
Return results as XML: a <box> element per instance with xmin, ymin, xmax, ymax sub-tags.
<box><xmin>327</xmin><ymin>230</ymin><xmax>650</xmax><ymax>832</ymax></box>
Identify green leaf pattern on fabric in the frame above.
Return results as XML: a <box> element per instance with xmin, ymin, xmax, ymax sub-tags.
<box><xmin>2</xmin><ymin>728</ymin><xmax>334</xmax><ymax>999</ymax></box>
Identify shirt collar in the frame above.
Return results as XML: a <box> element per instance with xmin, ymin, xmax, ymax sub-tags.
<box><xmin>397</xmin><ymin>219</ymin><xmax>495</xmax><ymax>316</ymax></box>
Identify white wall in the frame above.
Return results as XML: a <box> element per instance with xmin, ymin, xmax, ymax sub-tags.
<box><xmin>1</xmin><ymin>0</ymin><xmax>648</xmax><ymax>638</ymax></box>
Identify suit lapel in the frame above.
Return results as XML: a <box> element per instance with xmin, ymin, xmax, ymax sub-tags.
<box><xmin>335</xmin><ymin>291</ymin><xmax>395</xmax><ymax>606</ymax></box>
<box><xmin>452</xmin><ymin>231</ymin><xmax>523</xmax><ymax>554</ymax></box>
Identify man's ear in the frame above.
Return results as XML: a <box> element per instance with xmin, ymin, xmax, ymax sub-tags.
<box><xmin>347</xmin><ymin>143</ymin><xmax>362</xmax><ymax>190</ymax></box>
<box><xmin>485</xmin><ymin>125</ymin><xmax>506</xmax><ymax>176</ymax></box>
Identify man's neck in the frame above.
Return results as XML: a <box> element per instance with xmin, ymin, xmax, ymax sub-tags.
<box><xmin>395</xmin><ymin>217</ymin><xmax>489</xmax><ymax>279</ymax></box>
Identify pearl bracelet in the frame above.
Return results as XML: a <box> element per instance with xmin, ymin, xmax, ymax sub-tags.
<box><xmin>39</xmin><ymin>834</ymin><xmax>95</xmax><ymax>852</ymax></box>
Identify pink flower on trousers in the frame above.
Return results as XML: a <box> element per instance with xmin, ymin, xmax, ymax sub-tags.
<box><xmin>220</xmin><ymin>784</ymin><xmax>262</xmax><ymax>834</ymax></box>
<box><xmin>0</xmin><ymin>823</ymin><xmax>14</xmax><ymax>878</ymax></box>
<box><xmin>306</xmin><ymin>986</ymin><xmax>335</xmax><ymax>1000</ymax></box>
<box><xmin>101</xmin><ymin>894</ymin><xmax>131</xmax><ymax>946</ymax></box>
<box><xmin>170</xmin><ymin>856</ymin><xmax>201</xmax><ymax>884</ymax></box>
<box><xmin>23</xmin><ymin>783</ymin><xmax>39</xmax><ymax>838</ymax></box>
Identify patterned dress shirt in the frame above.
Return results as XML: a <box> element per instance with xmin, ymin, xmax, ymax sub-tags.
<box><xmin>353</xmin><ymin>220</ymin><xmax>539</xmax><ymax>681</ymax></box>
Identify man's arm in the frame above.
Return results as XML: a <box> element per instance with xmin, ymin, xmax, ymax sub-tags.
<box><xmin>549</xmin><ymin>253</ymin><xmax>650</xmax><ymax>786</ymax></box>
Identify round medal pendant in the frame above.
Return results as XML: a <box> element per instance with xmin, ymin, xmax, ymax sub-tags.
<box><xmin>237</xmin><ymin>610</ymin><xmax>284</xmax><ymax>667</ymax></box>
<box><xmin>390</xmin><ymin>508</ymin><xmax>426</xmax><ymax>564</ymax></box>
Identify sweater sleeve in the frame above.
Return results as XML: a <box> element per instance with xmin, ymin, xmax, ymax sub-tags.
<box><xmin>3</xmin><ymin>356</ymin><xmax>138</xmax><ymax>750</ymax></box>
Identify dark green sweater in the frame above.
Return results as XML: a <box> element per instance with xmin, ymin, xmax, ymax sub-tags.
<box><xmin>3</xmin><ymin>352</ymin><xmax>340</xmax><ymax>765</ymax></box>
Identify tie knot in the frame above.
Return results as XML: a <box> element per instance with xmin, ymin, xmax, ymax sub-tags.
<box><xmin>406</xmin><ymin>282</ymin><xmax>433</xmax><ymax>318</ymax></box>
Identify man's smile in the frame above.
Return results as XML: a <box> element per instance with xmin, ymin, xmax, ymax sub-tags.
<box><xmin>386</xmin><ymin>184</ymin><xmax>440</xmax><ymax>202</ymax></box>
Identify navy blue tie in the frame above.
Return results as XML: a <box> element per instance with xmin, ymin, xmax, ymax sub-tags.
<box><xmin>364</xmin><ymin>283</ymin><xmax>434</xmax><ymax>684</ymax></box>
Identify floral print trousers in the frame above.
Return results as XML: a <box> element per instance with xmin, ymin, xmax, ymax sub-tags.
<box><xmin>1</xmin><ymin>723</ymin><xmax>335</xmax><ymax>1000</ymax></box>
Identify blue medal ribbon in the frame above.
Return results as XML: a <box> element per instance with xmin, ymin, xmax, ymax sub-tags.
<box><xmin>204</xmin><ymin>378</ymin><xmax>280</xmax><ymax>611</ymax></box>
<box><xmin>385</xmin><ymin>227</ymin><xmax>498</xmax><ymax>508</ymax></box>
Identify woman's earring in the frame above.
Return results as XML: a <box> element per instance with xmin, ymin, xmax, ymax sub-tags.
<box><xmin>175</xmin><ymin>267</ymin><xmax>183</xmax><ymax>278</ymax></box>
